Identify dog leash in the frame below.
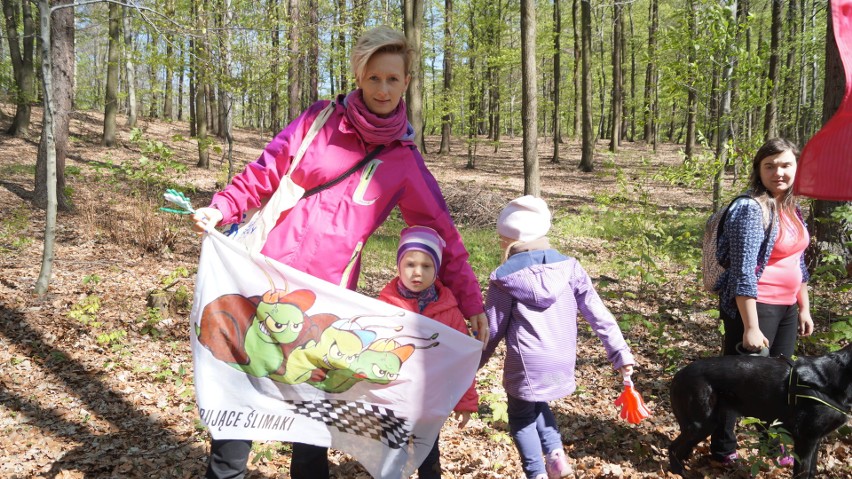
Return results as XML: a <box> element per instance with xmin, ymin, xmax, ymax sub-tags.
<box><xmin>785</xmin><ymin>356</ymin><xmax>852</xmax><ymax>416</ymax></box>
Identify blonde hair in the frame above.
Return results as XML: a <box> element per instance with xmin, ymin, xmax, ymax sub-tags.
<box><xmin>350</xmin><ymin>26</ymin><xmax>413</xmax><ymax>83</ymax></box>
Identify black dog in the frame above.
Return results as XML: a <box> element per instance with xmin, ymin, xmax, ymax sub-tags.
<box><xmin>669</xmin><ymin>344</ymin><xmax>852</xmax><ymax>478</ymax></box>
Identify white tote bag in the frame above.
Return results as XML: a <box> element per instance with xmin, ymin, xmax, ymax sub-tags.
<box><xmin>230</xmin><ymin>102</ymin><xmax>336</xmax><ymax>254</ymax></box>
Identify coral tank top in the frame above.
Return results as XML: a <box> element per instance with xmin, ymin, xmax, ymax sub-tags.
<box><xmin>757</xmin><ymin>212</ymin><xmax>809</xmax><ymax>305</ymax></box>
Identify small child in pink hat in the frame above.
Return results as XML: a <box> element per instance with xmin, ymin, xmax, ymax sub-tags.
<box><xmin>377</xmin><ymin>225</ymin><xmax>478</xmax><ymax>478</ymax></box>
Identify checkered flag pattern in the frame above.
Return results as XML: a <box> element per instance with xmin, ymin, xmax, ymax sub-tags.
<box><xmin>289</xmin><ymin>398</ymin><xmax>412</xmax><ymax>449</ymax></box>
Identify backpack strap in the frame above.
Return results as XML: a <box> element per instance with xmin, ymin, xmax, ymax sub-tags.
<box><xmin>715</xmin><ymin>195</ymin><xmax>775</xmax><ymax>269</ymax></box>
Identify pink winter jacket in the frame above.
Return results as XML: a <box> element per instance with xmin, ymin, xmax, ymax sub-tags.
<box><xmin>378</xmin><ymin>278</ymin><xmax>479</xmax><ymax>412</ymax></box>
<box><xmin>209</xmin><ymin>96</ymin><xmax>484</xmax><ymax>318</ymax></box>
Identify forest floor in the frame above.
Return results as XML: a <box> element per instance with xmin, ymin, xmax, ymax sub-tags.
<box><xmin>0</xmin><ymin>104</ymin><xmax>850</xmax><ymax>479</ymax></box>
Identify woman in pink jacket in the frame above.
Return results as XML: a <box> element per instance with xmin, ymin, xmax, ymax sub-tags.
<box><xmin>191</xmin><ymin>26</ymin><xmax>487</xmax><ymax>479</ymax></box>
<box><xmin>377</xmin><ymin>226</ymin><xmax>477</xmax><ymax>478</ymax></box>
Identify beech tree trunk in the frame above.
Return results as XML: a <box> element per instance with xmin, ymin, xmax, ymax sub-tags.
<box><xmin>609</xmin><ymin>1</ymin><xmax>623</xmax><ymax>153</ymax></box>
<box><xmin>521</xmin><ymin>0</ymin><xmax>539</xmax><ymax>195</ymax></box>
<box><xmin>287</xmin><ymin>0</ymin><xmax>301</xmax><ymax>121</ymax></box>
<box><xmin>439</xmin><ymin>0</ymin><xmax>453</xmax><ymax>154</ymax></box>
<box><xmin>551</xmin><ymin>0</ymin><xmax>561</xmax><ymax>163</ymax></box>
<box><xmin>123</xmin><ymin>6</ymin><xmax>137</xmax><ymax>128</ymax></box>
<box><xmin>404</xmin><ymin>0</ymin><xmax>426</xmax><ymax>153</ymax></box>
<box><xmin>763</xmin><ymin>0</ymin><xmax>782</xmax><ymax>140</ymax></box>
<box><xmin>3</xmin><ymin>0</ymin><xmax>35</xmax><ymax>137</ymax></box>
<box><xmin>34</xmin><ymin>0</ymin><xmax>72</xmax><ymax>212</ymax></box>
<box><xmin>578</xmin><ymin>0</ymin><xmax>594</xmax><ymax>172</ymax></box>
<box><xmin>102</xmin><ymin>0</ymin><xmax>119</xmax><ymax>146</ymax></box>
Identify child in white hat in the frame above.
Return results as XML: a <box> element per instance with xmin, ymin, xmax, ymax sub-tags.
<box><xmin>480</xmin><ymin>195</ymin><xmax>636</xmax><ymax>479</ymax></box>
<box><xmin>377</xmin><ymin>225</ymin><xmax>478</xmax><ymax>478</ymax></box>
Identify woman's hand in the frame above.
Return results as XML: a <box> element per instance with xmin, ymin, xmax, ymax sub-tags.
<box><xmin>742</xmin><ymin>326</ymin><xmax>769</xmax><ymax>352</ymax></box>
<box><xmin>798</xmin><ymin>309</ymin><xmax>814</xmax><ymax>336</ymax></box>
<box><xmin>467</xmin><ymin>313</ymin><xmax>489</xmax><ymax>349</ymax></box>
<box><xmin>619</xmin><ymin>364</ymin><xmax>634</xmax><ymax>379</ymax></box>
<box><xmin>452</xmin><ymin>411</ymin><xmax>471</xmax><ymax>429</ymax></box>
<box><xmin>191</xmin><ymin>207</ymin><xmax>223</xmax><ymax>234</ymax></box>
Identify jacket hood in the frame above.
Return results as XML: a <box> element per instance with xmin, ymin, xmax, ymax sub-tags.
<box><xmin>490</xmin><ymin>250</ymin><xmax>573</xmax><ymax>309</ymax></box>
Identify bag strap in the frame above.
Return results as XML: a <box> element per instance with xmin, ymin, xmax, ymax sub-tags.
<box><xmin>303</xmin><ymin>145</ymin><xmax>385</xmax><ymax>198</ymax></box>
<box><xmin>286</xmin><ymin>101</ymin><xmax>337</xmax><ymax>177</ymax></box>
<box><xmin>717</xmin><ymin>194</ymin><xmax>774</xmax><ymax>249</ymax></box>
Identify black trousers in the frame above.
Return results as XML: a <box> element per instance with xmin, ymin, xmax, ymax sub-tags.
<box><xmin>205</xmin><ymin>440</ymin><xmax>329</xmax><ymax>479</ymax></box>
<box><xmin>710</xmin><ymin>301</ymin><xmax>798</xmax><ymax>458</ymax></box>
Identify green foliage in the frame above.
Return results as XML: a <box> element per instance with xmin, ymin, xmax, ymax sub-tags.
<box><xmin>139</xmin><ymin>307</ymin><xmax>166</xmax><ymax>339</ymax></box>
<box><xmin>112</xmin><ymin>128</ymin><xmax>187</xmax><ymax>191</ymax></box>
<box><xmin>584</xmin><ymin>160</ymin><xmax>703</xmax><ymax>287</ymax></box>
<box><xmin>641</xmin><ymin>316</ymin><xmax>684</xmax><ymax>374</ymax></box>
<box><xmin>96</xmin><ymin>329</ymin><xmax>128</xmax><ymax>350</ymax></box>
<box><xmin>151</xmin><ymin>358</ymin><xmax>188</xmax><ymax>386</ymax></box>
<box><xmin>68</xmin><ymin>294</ymin><xmax>103</xmax><ymax>328</ymax></box>
<box><xmin>161</xmin><ymin>266</ymin><xmax>190</xmax><ymax>287</ymax></box>
<box><xmin>0</xmin><ymin>205</ymin><xmax>33</xmax><ymax>254</ymax></box>
<box><xmin>738</xmin><ymin>417</ymin><xmax>795</xmax><ymax>476</ymax></box>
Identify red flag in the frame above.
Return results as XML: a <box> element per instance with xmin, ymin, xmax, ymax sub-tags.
<box><xmin>795</xmin><ymin>0</ymin><xmax>852</xmax><ymax>201</ymax></box>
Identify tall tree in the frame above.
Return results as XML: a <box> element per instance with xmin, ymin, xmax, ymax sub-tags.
<box><xmin>102</xmin><ymin>0</ymin><xmax>120</xmax><ymax>146</ymax></box>
<box><xmin>609</xmin><ymin>0</ymin><xmax>623</xmax><ymax>152</ymax></box>
<box><xmin>195</xmin><ymin>0</ymin><xmax>209</xmax><ymax>168</ymax></box>
<box><xmin>684</xmin><ymin>0</ymin><xmax>697</xmax><ymax>160</ymax></box>
<box><xmin>763</xmin><ymin>0</ymin><xmax>782</xmax><ymax>139</ymax></box>
<box><xmin>551</xmin><ymin>0</ymin><xmax>561</xmax><ymax>163</ymax></box>
<box><xmin>572</xmin><ymin>0</ymin><xmax>580</xmax><ymax>139</ymax></box>
<box><xmin>520</xmin><ymin>0</ymin><xmax>539</xmax><ymax>195</ymax></box>
<box><xmin>287</xmin><ymin>0</ymin><xmax>301</xmax><ymax>121</ymax></box>
<box><xmin>34</xmin><ymin>0</ymin><xmax>73</xmax><ymax>212</ymax></box>
<box><xmin>711</xmin><ymin>0</ymin><xmax>738</xmax><ymax>211</ymax></box>
<box><xmin>307</xmin><ymin>0</ymin><xmax>318</xmax><ymax>104</ymax></box>
<box><xmin>642</xmin><ymin>0</ymin><xmax>658</xmax><ymax>144</ymax></box>
<box><xmin>486</xmin><ymin>0</ymin><xmax>503</xmax><ymax>151</ymax></box>
<box><xmin>221</xmin><ymin>0</ymin><xmax>236</xmax><ymax>180</ymax></box>
<box><xmin>3</xmin><ymin>0</ymin><xmax>35</xmax><ymax>137</ymax></box>
<box><xmin>188</xmin><ymin>35</ymin><xmax>196</xmax><ymax>137</ymax></box>
<box><xmin>162</xmin><ymin>0</ymin><xmax>175</xmax><ymax>120</ymax></box>
<box><xmin>270</xmin><ymin>0</ymin><xmax>280</xmax><ymax>132</ymax></box>
<box><xmin>404</xmin><ymin>0</ymin><xmax>426</xmax><ymax>153</ymax></box>
<box><xmin>439</xmin><ymin>0</ymin><xmax>453</xmax><ymax>154</ymax></box>
<box><xmin>578</xmin><ymin>0</ymin><xmax>594</xmax><ymax>172</ymax></box>
<box><xmin>123</xmin><ymin>6</ymin><xmax>137</xmax><ymax>128</ymax></box>
<box><xmin>34</xmin><ymin>0</ymin><xmax>56</xmax><ymax>296</ymax></box>
<box><xmin>465</xmin><ymin>4</ymin><xmax>479</xmax><ymax>169</ymax></box>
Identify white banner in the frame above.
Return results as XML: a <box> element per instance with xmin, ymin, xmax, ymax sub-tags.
<box><xmin>190</xmin><ymin>230</ymin><xmax>481</xmax><ymax>478</ymax></box>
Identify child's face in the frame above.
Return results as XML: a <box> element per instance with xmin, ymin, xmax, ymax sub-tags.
<box><xmin>398</xmin><ymin>251</ymin><xmax>436</xmax><ymax>293</ymax></box>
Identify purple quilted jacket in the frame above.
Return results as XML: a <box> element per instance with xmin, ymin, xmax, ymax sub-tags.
<box><xmin>480</xmin><ymin>249</ymin><xmax>634</xmax><ymax>402</ymax></box>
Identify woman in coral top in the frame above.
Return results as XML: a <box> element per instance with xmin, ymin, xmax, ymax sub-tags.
<box><xmin>711</xmin><ymin>137</ymin><xmax>813</xmax><ymax>466</ymax></box>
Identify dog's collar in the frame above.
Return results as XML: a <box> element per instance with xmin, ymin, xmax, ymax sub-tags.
<box><xmin>786</xmin><ymin>356</ymin><xmax>852</xmax><ymax>416</ymax></box>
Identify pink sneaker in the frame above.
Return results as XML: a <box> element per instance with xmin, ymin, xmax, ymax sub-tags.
<box><xmin>777</xmin><ymin>455</ymin><xmax>794</xmax><ymax>467</ymax></box>
<box><xmin>544</xmin><ymin>448</ymin><xmax>572</xmax><ymax>479</ymax></box>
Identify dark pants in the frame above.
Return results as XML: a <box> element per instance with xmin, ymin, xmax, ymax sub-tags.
<box><xmin>710</xmin><ymin>301</ymin><xmax>799</xmax><ymax>459</ymax></box>
<box><xmin>205</xmin><ymin>440</ymin><xmax>329</xmax><ymax>479</ymax></box>
<box><xmin>418</xmin><ymin>438</ymin><xmax>442</xmax><ymax>479</ymax></box>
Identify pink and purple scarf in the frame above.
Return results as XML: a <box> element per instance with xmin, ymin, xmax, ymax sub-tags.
<box><xmin>343</xmin><ymin>89</ymin><xmax>414</xmax><ymax>146</ymax></box>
